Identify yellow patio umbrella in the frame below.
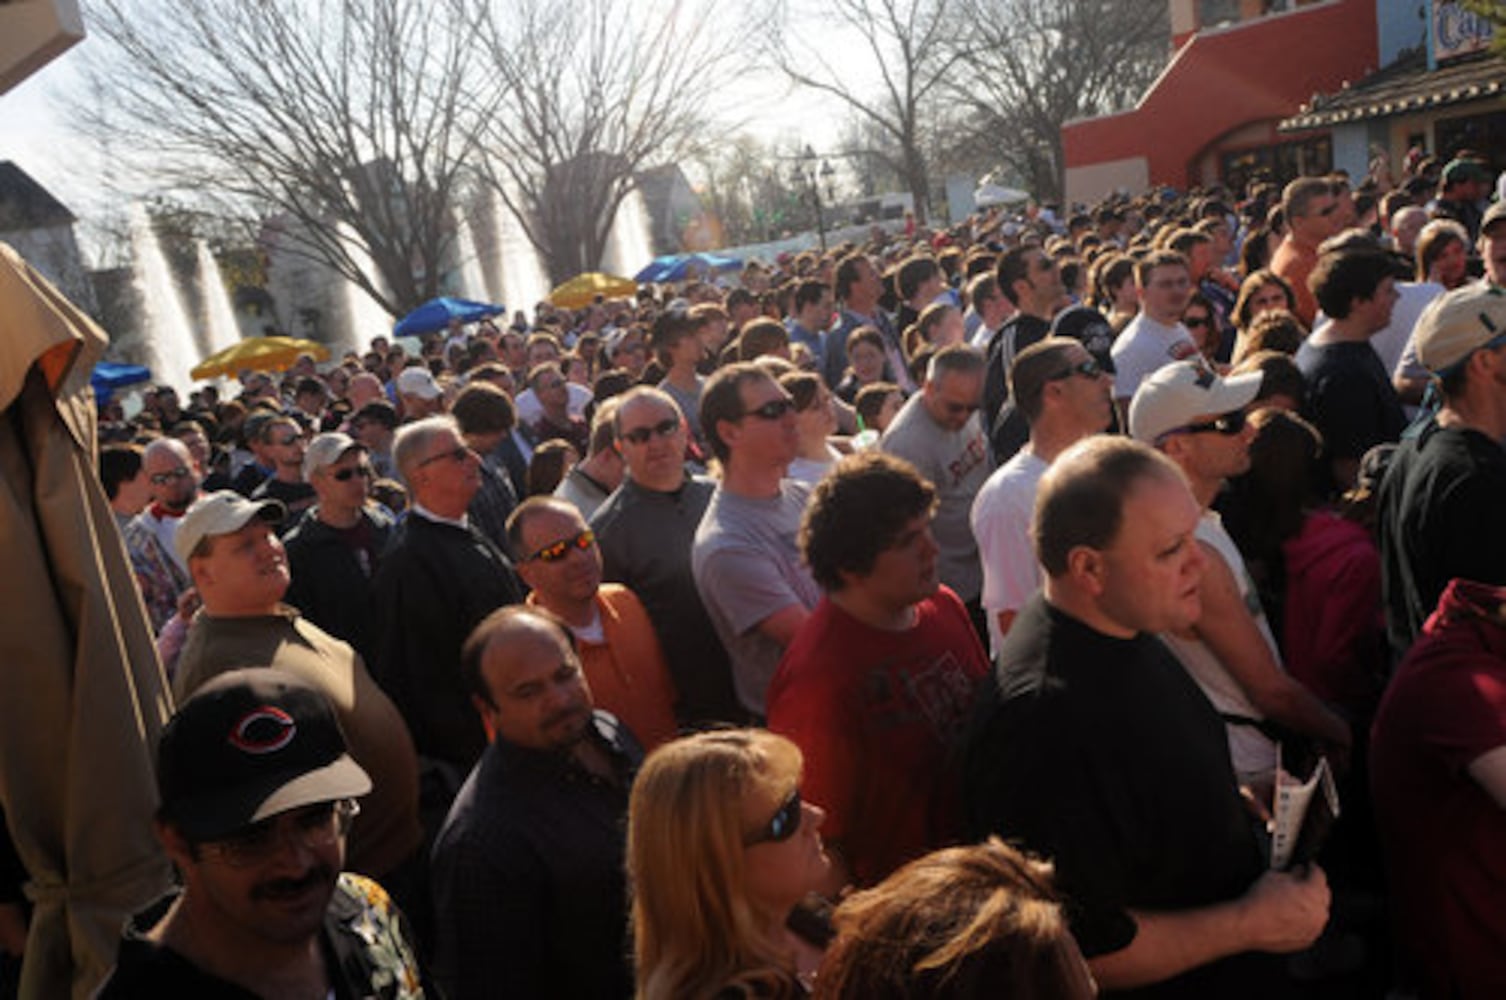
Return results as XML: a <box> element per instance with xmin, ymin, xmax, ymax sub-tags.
<box><xmin>190</xmin><ymin>336</ymin><xmax>332</xmax><ymax>380</ymax></box>
<box><xmin>547</xmin><ymin>272</ymin><xmax>638</xmax><ymax>310</ymax></box>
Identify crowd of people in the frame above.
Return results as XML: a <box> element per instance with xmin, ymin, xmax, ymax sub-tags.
<box><xmin>3</xmin><ymin>147</ymin><xmax>1505</xmax><ymax>999</ymax></box>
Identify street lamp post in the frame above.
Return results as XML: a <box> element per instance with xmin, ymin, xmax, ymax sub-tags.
<box><xmin>793</xmin><ymin>145</ymin><xmax>838</xmax><ymax>252</ymax></box>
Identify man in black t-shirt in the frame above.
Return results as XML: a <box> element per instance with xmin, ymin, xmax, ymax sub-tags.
<box><xmin>1294</xmin><ymin>237</ymin><xmax>1406</xmax><ymax>496</ymax></box>
<box><xmin>965</xmin><ymin>436</ymin><xmax>1329</xmax><ymax>998</ymax></box>
<box><xmin>983</xmin><ymin>244</ymin><xmax>1063</xmax><ymax>462</ymax></box>
<box><xmin>1378</xmin><ymin>283</ymin><xmax>1506</xmax><ymax>659</ymax></box>
<box><xmin>248</xmin><ymin>414</ymin><xmax>317</xmax><ymax>531</ymax></box>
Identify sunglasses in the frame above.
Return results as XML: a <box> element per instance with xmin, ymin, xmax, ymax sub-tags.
<box><xmin>1047</xmin><ymin>358</ymin><xmax>1105</xmax><ymax>382</ymax></box>
<box><xmin>418</xmin><ymin>446</ymin><xmax>472</xmax><ymax>469</ymax></box>
<box><xmin>331</xmin><ymin>464</ymin><xmax>374</xmax><ymax>482</ymax></box>
<box><xmin>1183</xmin><ymin>316</ymin><xmax>1210</xmax><ymax>329</ymax></box>
<box><xmin>621</xmin><ymin>417</ymin><xmax>680</xmax><ymax>446</ymax></box>
<box><xmin>1163</xmin><ymin>408</ymin><xmax>1247</xmax><ymax>440</ymax></box>
<box><xmin>745</xmin><ymin>789</ymin><xmax>802</xmax><ymax>846</ymax></box>
<box><xmin>271</xmin><ymin>435</ymin><xmax>303</xmax><ymax>447</ymax></box>
<box><xmin>149</xmin><ymin>466</ymin><xmax>193</xmax><ymax>486</ymax></box>
<box><xmin>741</xmin><ymin>398</ymin><xmax>795</xmax><ymax>421</ymax></box>
<box><xmin>525</xmin><ymin>529</ymin><xmax>595</xmax><ymax>564</ymax></box>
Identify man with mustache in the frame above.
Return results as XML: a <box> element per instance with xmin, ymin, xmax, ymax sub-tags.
<box><xmin>431</xmin><ymin>606</ymin><xmax>641</xmax><ymax>1000</ymax></box>
<box><xmin>96</xmin><ymin>668</ymin><xmax>430</xmax><ymax>997</ymax></box>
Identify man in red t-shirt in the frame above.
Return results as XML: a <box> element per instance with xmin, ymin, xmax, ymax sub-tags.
<box><xmin>1371</xmin><ymin>578</ymin><xmax>1506</xmax><ymax>998</ymax></box>
<box><xmin>767</xmin><ymin>451</ymin><xmax>989</xmax><ymax>891</ymax></box>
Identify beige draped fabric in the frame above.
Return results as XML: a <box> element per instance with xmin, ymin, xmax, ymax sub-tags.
<box><xmin>0</xmin><ymin>242</ymin><xmax>174</xmax><ymax>998</ymax></box>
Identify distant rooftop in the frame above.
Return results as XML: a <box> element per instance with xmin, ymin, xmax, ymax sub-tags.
<box><xmin>0</xmin><ymin>161</ymin><xmax>76</xmax><ymax>232</ymax></box>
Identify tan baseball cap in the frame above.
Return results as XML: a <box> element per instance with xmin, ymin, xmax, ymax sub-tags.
<box><xmin>176</xmin><ymin>491</ymin><xmax>286</xmax><ymax>564</ymax></box>
<box><xmin>1414</xmin><ymin>283</ymin><xmax>1506</xmax><ymax>374</ymax></box>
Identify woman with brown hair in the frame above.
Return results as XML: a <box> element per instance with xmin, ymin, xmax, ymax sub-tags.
<box><xmin>815</xmin><ymin>838</ymin><xmax>1095</xmax><ymax>999</ymax></box>
<box><xmin>629</xmin><ymin>730</ymin><xmax>833</xmax><ymax>1000</ymax></box>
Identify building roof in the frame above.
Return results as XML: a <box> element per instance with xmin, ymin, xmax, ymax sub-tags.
<box><xmin>0</xmin><ymin>161</ymin><xmax>76</xmax><ymax>231</ymax></box>
<box><xmin>1278</xmin><ymin>51</ymin><xmax>1505</xmax><ymax>132</ymax></box>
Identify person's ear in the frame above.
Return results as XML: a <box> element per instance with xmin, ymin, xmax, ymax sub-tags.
<box><xmin>1065</xmin><ymin>545</ymin><xmax>1106</xmax><ymax>597</ymax></box>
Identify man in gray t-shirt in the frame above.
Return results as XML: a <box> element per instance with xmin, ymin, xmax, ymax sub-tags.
<box><xmin>692</xmin><ymin>363</ymin><xmax>822</xmax><ymax>716</ymax></box>
<box><xmin>880</xmin><ymin>345</ymin><xmax>991</xmax><ymax>618</ymax></box>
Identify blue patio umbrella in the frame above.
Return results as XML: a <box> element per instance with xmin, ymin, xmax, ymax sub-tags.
<box><xmin>635</xmin><ymin>252</ymin><xmax>743</xmax><ymax>283</ymax></box>
<box><xmin>89</xmin><ymin>362</ymin><xmax>152</xmax><ymax>402</ymax></box>
<box><xmin>392</xmin><ymin>296</ymin><xmax>505</xmax><ymax>338</ymax></box>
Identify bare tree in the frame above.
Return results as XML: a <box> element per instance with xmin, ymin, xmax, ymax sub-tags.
<box><xmin>472</xmin><ymin>0</ymin><xmax>748</xmax><ymax>283</ymax></box>
<box><xmin>951</xmin><ymin>0</ymin><xmax>1169</xmax><ymax>202</ymax></box>
<box><xmin>80</xmin><ymin>0</ymin><xmax>497</xmax><ymax>317</ymax></box>
<box><xmin>771</xmin><ymin>0</ymin><xmax>965</xmax><ymax>224</ymax></box>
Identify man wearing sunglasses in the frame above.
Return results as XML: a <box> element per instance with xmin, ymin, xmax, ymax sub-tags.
<box><xmin>972</xmin><ymin>338</ymin><xmax>1114</xmax><ymax>651</ymax></box>
<box><xmin>592</xmin><ymin>387</ymin><xmax>743</xmax><ymax>727</ymax></box>
<box><xmin>283</xmin><ymin>432</ymin><xmax>395</xmax><ymax>665</ymax></box>
<box><xmin>171</xmin><ymin>491</ymin><xmax>422</xmax><ymax>886</ymax></box>
<box><xmin>372</xmin><ymin>416</ymin><xmax>524</xmax><ymax>788</ymax></box>
<box><xmin>1272</xmin><ymin>175</ymin><xmax>1344</xmax><ymax>327</ymax></box>
<box><xmin>1131</xmin><ymin>360</ymin><xmax>1351</xmax><ymax>787</ymax></box>
<box><xmin>249</xmin><ymin>415</ymin><xmax>317</xmax><ymax>533</ymax></box>
<box><xmin>509</xmin><ymin>496</ymin><xmax>678</xmax><ymax>750</ymax></box>
<box><xmin>97</xmin><ymin>668</ymin><xmax>430</xmax><ymax>998</ymax></box>
<box><xmin>123</xmin><ymin>436</ymin><xmax>200</xmax><ymax>632</ymax></box>
<box><xmin>880</xmin><ymin>344</ymin><xmax>992</xmax><ymax>642</ymax></box>
<box><xmin>693</xmin><ymin>363</ymin><xmax>823</xmax><ymax>718</ymax></box>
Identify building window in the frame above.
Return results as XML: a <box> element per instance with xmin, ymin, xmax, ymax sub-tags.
<box><xmin>1219</xmin><ymin>135</ymin><xmax>1332</xmax><ymax>193</ymax></box>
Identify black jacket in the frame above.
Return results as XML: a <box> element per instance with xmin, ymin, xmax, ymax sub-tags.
<box><xmin>282</xmin><ymin>504</ymin><xmax>395</xmax><ymax>665</ymax></box>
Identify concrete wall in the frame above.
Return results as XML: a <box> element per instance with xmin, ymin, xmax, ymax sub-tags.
<box><xmin>2</xmin><ymin>222</ymin><xmax>96</xmax><ymax>314</ymax></box>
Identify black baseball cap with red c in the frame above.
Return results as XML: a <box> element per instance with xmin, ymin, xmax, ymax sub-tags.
<box><xmin>156</xmin><ymin>668</ymin><xmax>371</xmax><ymax>841</ymax></box>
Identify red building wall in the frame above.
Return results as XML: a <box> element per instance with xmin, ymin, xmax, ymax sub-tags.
<box><xmin>1063</xmin><ymin>0</ymin><xmax>1378</xmax><ymax>193</ymax></box>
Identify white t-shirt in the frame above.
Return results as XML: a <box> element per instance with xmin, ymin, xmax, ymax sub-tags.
<box><xmin>513</xmin><ymin>382</ymin><xmax>592</xmax><ymax>424</ymax></box>
<box><xmin>970</xmin><ymin>450</ymin><xmax>1048</xmax><ymax>655</ymax></box>
<box><xmin>1159</xmin><ymin>511</ymin><xmax>1281</xmax><ymax>783</ymax></box>
<box><xmin>1110</xmin><ymin>313</ymin><xmax>1198</xmax><ymax>401</ymax></box>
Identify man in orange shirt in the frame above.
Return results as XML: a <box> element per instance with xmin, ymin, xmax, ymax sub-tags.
<box><xmin>508</xmin><ymin>496</ymin><xmax>679</xmax><ymax>749</ymax></box>
<box><xmin>1270</xmin><ymin>176</ymin><xmax>1342</xmax><ymax>328</ymax></box>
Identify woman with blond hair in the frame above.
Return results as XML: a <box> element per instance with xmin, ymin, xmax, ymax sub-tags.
<box><xmin>628</xmin><ymin>729</ymin><xmax>833</xmax><ymax>1000</ymax></box>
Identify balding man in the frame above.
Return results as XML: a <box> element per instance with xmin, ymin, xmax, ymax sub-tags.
<box><xmin>591</xmin><ymin>387</ymin><xmax>742</xmax><ymax>726</ymax></box>
<box><xmin>124</xmin><ymin>437</ymin><xmax>199</xmax><ymax>631</ymax></box>
<box><xmin>510</xmin><ymin>497</ymin><xmax>678</xmax><ymax>749</ymax></box>
<box><xmin>966</xmin><ymin>436</ymin><xmax>1329</xmax><ymax>996</ymax></box>
<box><xmin>880</xmin><ymin>344</ymin><xmax>992</xmax><ymax>638</ymax></box>
<box><xmin>371</xmin><ymin>416</ymin><xmax>524</xmax><ymax>784</ymax></box>
<box><xmin>432</xmin><ymin>606</ymin><xmax>639</xmax><ymax>1000</ymax></box>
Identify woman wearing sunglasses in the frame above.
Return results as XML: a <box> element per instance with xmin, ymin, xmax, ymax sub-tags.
<box><xmin>629</xmin><ymin>729</ymin><xmax>833</xmax><ymax>999</ymax></box>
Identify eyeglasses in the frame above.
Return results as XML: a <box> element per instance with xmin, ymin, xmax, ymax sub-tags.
<box><xmin>149</xmin><ymin>466</ymin><xmax>193</xmax><ymax>486</ymax></box>
<box><xmin>271</xmin><ymin>435</ymin><xmax>303</xmax><ymax>448</ymax></box>
<box><xmin>1161</xmin><ymin>408</ymin><xmax>1247</xmax><ymax>440</ymax></box>
<box><xmin>741</xmin><ymin>397</ymin><xmax>796</xmax><ymax>421</ymax></box>
<box><xmin>198</xmin><ymin>799</ymin><xmax>359</xmax><ymax>868</ymax></box>
<box><xmin>745</xmin><ymin>789</ymin><xmax>802</xmax><ymax>847</ymax></box>
<box><xmin>417</xmin><ymin>446</ymin><xmax>472</xmax><ymax>468</ymax></box>
<box><xmin>331</xmin><ymin>464</ymin><xmax>374</xmax><ymax>482</ymax></box>
<box><xmin>525</xmin><ymin>529</ymin><xmax>595</xmax><ymax>564</ymax></box>
<box><xmin>1047</xmin><ymin>358</ymin><xmax>1105</xmax><ymax>381</ymax></box>
<box><xmin>1183</xmin><ymin>315</ymin><xmax>1211</xmax><ymax>329</ymax></box>
<box><xmin>621</xmin><ymin>417</ymin><xmax>680</xmax><ymax>446</ymax></box>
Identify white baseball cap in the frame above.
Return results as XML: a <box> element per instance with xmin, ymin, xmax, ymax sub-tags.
<box><xmin>395</xmin><ymin>366</ymin><xmax>441</xmax><ymax>401</ymax></box>
<box><xmin>1129</xmin><ymin>359</ymin><xmax>1262</xmax><ymax>444</ymax></box>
